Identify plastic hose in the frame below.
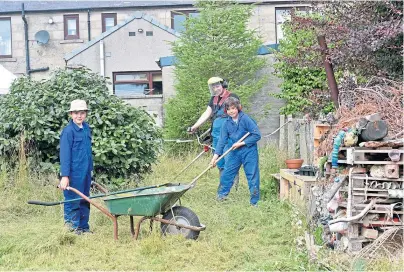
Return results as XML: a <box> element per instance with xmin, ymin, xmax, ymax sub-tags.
<box><xmin>331</xmin><ymin>130</ymin><xmax>346</xmax><ymax>168</ymax></box>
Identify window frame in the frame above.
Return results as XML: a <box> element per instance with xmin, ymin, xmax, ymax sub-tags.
<box><xmin>64</xmin><ymin>14</ymin><xmax>80</xmax><ymax>40</ymax></box>
<box><xmin>0</xmin><ymin>17</ymin><xmax>12</xmax><ymax>58</ymax></box>
<box><xmin>170</xmin><ymin>10</ymin><xmax>198</xmax><ymax>32</ymax></box>
<box><xmin>275</xmin><ymin>6</ymin><xmax>309</xmax><ymax>44</ymax></box>
<box><xmin>102</xmin><ymin>13</ymin><xmax>117</xmax><ymax>33</ymax></box>
<box><xmin>113</xmin><ymin>71</ymin><xmax>163</xmax><ymax>96</ymax></box>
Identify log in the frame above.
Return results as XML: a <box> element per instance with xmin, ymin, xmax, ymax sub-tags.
<box><xmin>360</xmin><ymin>120</ymin><xmax>388</xmax><ymax>141</ymax></box>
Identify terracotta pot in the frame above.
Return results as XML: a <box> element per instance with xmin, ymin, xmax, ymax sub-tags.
<box><xmin>285</xmin><ymin>159</ymin><xmax>304</xmax><ymax>169</ymax></box>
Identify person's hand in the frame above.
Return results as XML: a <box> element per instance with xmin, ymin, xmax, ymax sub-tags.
<box><xmin>187</xmin><ymin>126</ymin><xmax>197</xmax><ymax>134</ymax></box>
<box><xmin>232</xmin><ymin>141</ymin><xmax>245</xmax><ymax>150</ymax></box>
<box><xmin>209</xmin><ymin>158</ymin><xmax>217</xmax><ymax>168</ymax></box>
<box><xmin>209</xmin><ymin>154</ymin><xmax>219</xmax><ymax>168</ymax></box>
<box><xmin>59</xmin><ymin>177</ymin><xmax>70</xmax><ymax>190</ymax></box>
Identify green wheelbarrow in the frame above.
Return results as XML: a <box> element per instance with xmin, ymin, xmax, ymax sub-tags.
<box><xmin>29</xmin><ymin>182</ymin><xmax>205</xmax><ymax>240</ymax></box>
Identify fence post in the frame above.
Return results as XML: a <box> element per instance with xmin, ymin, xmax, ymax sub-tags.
<box><xmin>287</xmin><ymin>115</ymin><xmax>295</xmax><ymax>158</ymax></box>
<box><xmin>279</xmin><ymin>115</ymin><xmax>286</xmax><ymax>150</ymax></box>
<box><xmin>299</xmin><ymin>120</ymin><xmax>308</xmax><ymax>164</ymax></box>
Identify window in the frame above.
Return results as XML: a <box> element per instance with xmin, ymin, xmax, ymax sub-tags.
<box><xmin>102</xmin><ymin>13</ymin><xmax>117</xmax><ymax>33</ymax></box>
<box><xmin>0</xmin><ymin>17</ymin><xmax>12</xmax><ymax>57</ymax></box>
<box><xmin>64</xmin><ymin>14</ymin><xmax>79</xmax><ymax>40</ymax></box>
<box><xmin>113</xmin><ymin>72</ymin><xmax>163</xmax><ymax>96</ymax></box>
<box><xmin>171</xmin><ymin>10</ymin><xmax>199</xmax><ymax>32</ymax></box>
<box><xmin>275</xmin><ymin>7</ymin><xmax>309</xmax><ymax>43</ymax></box>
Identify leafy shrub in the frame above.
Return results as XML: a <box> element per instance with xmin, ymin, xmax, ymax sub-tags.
<box><xmin>0</xmin><ymin>68</ymin><xmax>162</xmax><ymax>184</ymax></box>
<box><xmin>273</xmin><ymin>14</ymin><xmax>329</xmax><ymax>116</ymax></box>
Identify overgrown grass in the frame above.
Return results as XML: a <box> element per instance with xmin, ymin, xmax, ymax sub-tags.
<box><xmin>0</xmin><ymin>144</ymin><xmax>311</xmax><ymax>270</ymax></box>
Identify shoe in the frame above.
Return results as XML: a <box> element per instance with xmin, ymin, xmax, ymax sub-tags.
<box><xmin>78</xmin><ymin>228</ymin><xmax>93</xmax><ymax>234</ymax></box>
<box><xmin>250</xmin><ymin>203</ymin><xmax>258</xmax><ymax>208</ymax></box>
<box><xmin>216</xmin><ymin>195</ymin><xmax>228</xmax><ymax>202</ymax></box>
<box><xmin>73</xmin><ymin>229</ymin><xmax>83</xmax><ymax>235</ymax></box>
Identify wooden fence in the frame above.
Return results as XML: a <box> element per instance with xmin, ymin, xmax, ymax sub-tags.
<box><xmin>278</xmin><ymin>115</ymin><xmax>315</xmax><ymax>166</ymax></box>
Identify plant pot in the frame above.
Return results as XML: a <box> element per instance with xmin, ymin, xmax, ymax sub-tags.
<box><xmin>285</xmin><ymin>159</ymin><xmax>304</xmax><ymax>169</ymax></box>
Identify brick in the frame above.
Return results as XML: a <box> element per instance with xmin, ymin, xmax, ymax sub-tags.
<box><xmin>362</xmin><ymin>228</ymin><xmax>379</xmax><ymax>239</ymax></box>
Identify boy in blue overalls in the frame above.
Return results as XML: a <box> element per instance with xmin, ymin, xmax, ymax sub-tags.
<box><xmin>210</xmin><ymin>97</ymin><xmax>261</xmax><ymax>206</ymax></box>
<box><xmin>59</xmin><ymin>99</ymin><xmax>93</xmax><ymax>233</ymax></box>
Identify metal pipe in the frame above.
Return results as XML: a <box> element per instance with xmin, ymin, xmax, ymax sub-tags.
<box><xmin>329</xmin><ymin>198</ymin><xmax>377</xmax><ymax>224</ymax></box>
<box><xmin>100</xmin><ymin>40</ymin><xmax>105</xmax><ymax>77</ymax></box>
<box><xmin>22</xmin><ymin>3</ymin><xmax>30</xmax><ymax>76</ymax></box>
<box><xmin>87</xmin><ymin>9</ymin><xmax>91</xmax><ymax>41</ymax></box>
<box><xmin>318</xmin><ymin>35</ymin><xmax>339</xmax><ymax>108</ymax></box>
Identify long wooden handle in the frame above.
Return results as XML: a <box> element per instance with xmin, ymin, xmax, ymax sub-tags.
<box><xmin>189</xmin><ymin>132</ymin><xmax>250</xmax><ymax>187</ymax></box>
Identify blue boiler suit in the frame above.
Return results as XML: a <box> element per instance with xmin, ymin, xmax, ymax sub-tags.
<box><xmin>60</xmin><ymin>120</ymin><xmax>93</xmax><ymax>231</ymax></box>
<box><xmin>211</xmin><ymin>105</ymin><xmax>229</xmax><ymax>170</ymax></box>
<box><xmin>210</xmin><ymin>91</ymin><xmax>239</xmax><ymax>170</ymax></box>
<box><xmin>215</xmin><ymin>112</ymin><xmax>261</xmax><ymax>205</ymax></box>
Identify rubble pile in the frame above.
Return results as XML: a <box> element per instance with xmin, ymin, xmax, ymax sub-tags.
<box><xmin>317</xmin><ymin>77</ymin><xmax>403</xmax><ymax>157</ymax></box>
<box><xmin>308</xmin><ymin>77</ymin><xmax>404</xmax><ymax>259</ymax></box>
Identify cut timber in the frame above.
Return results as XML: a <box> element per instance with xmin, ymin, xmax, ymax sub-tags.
<box><xmin>314</xmin><ymin>123</ymin><xmax>330</xmax><ymax>148</ymax></box>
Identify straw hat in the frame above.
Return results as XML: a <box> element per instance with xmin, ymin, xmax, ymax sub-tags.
<box><xmin>68</xmin><ymin>99</ymin><xmax>88</xmax><ymax>112</ymax></box>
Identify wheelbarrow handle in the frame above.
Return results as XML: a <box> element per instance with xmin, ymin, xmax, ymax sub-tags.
<box><xmin>66</xmin><ymin>186</ymin><xmax>115</xmax><ymax>220</ymax></box>
<box><xmin>27</xmin><ymin>200</ymin><xmax>65</xmax><ymax>206</ymax></box>
<box><xmin>27</xmin><ymin>183</ymin><xmax>173</xmax><ymax>206</ymax></box>
<box><xmin>189</xmin><ymin>132</ymin><xmax>250</xmax><ymax>187</ymax></box>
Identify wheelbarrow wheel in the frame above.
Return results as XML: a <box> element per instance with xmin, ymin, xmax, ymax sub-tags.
<box><xmin>160</xmin><ymin>206</ymin><xmax>201</xmax><ymax>240</ymax></box>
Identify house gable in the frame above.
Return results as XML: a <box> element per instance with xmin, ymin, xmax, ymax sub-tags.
<box><xmin>64</xmin><ymin>11</ymin><xmax>180</xmax><ymax>61</ymax></box>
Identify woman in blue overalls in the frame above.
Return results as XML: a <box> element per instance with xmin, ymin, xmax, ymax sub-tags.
<box><xmin>190</xmin><ymin>77</ymin><xmax>240</xmax><ymax>183</ymax></box>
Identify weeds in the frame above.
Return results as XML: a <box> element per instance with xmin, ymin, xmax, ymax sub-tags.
<box><xmin>0</xmin><ymin>144</ymin><xmax>315</xmax><ymax>270</ymax></box>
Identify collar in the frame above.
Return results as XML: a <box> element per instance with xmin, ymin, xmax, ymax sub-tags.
<box><xmin>70</xmin><ymin>120</ymin><xmax>86</xmax><ymax>131</ymax></box>
<box><xmin>228</xmin><ymin>111</ymin><xmax>244</xmax><ymax>122</ymax></box>
<box><xmin>213</xmin><ymin>89</ymin><xmax>231</xmax><ymax>106</ymax></box>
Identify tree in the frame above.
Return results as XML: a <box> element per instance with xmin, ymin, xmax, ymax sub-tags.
<box><xmin>164</xmin><ymin>0</ymin><xmax>267</xmax><ymax>138</ymax></box>
<box><xmin>0</xmin><ymin>68</ymin><xmax>162</xmax><ymax>185</ymax></box>
<box><xmin>288</xmin><ymin>1</ymin><xmax>403</xmax><ymax>79</ymax></box>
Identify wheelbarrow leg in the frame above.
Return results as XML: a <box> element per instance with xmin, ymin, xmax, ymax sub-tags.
<box><xmin>130</xmin><ymin>216</ymin><xmax>135</xmax><ymax>238</ymax></box>
<box><xmin>149</xmin><ymin>219</ymin><xmax>154</xmax><ymax>233</ymax></box>
<box><xmin>113</xmin><ymin>215</ymin><xmax>119</xmax><ymax>240</ymax></box>
<box><xmin>134</xmin><ymin>216</ymin><xmax>148</xmax><ymax>240</ymax></box>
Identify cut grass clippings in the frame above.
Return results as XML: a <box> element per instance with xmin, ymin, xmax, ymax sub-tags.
<box><xmin>0</xmin><ymin>144</ymin><xmax>313</xmax><ymax>270</ymax></box>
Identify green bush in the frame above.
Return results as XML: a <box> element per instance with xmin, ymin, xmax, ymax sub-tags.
<box><xmin>273</xmin><ymin>15</ymin><xmax>329</xmax><ymax>116</ymax></box>
<box><xmin>0</xmin><ymin>68</ymin><xmax>162</xmax><ymax>184</ymax></box>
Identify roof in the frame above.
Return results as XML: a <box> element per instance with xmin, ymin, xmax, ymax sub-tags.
<box><xmin>158</xmin><ymin>43</ymin><xmax>279</xmax><ymax>67</ymax></box>
<box><xmin>64</xmin><ymin>11</ymin><xmax>180</xmax><ymax>61</ymax></box>
<box><xmin>0</xmin><ymin>1</ymin><xmax>194</xmax><ymax>14</ymax></box>
<box><xmin>0</xmin><ymin>0</ymin><xmax>305</xmax><ymax>14</ymax></box>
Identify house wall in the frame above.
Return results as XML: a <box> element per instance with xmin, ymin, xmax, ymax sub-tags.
<box><xmin>0</xmin><ymin>3</ymin><xmax>309</xmax><ymax>79</ymax></box>
<box><xmin>0</xmin><ymin>2</ymin><xmax>306</xmax><ymax>129</ymax></box>
<box><xmin>66</xmin><ymin>16</ymin><xmax>178</xmax><ymax>126</ymax></box>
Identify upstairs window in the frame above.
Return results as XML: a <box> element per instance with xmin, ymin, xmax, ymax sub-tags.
<box><xmin>275</xmin><ymin>7</ymin><xmax>309</xmax><ymax>43</ymax></box>
<box><xmin>64</xmin><ymin>14</ymin><xmax>80</xmax><ymax>40</ymax></box>
<box><xmin>102</xmin><ymin>13</ymin><xmax>117</xmax><ymax>33</ymax></box>
<box><xmin>0</xmin><ymin>17</ymin><xmax>12</xmax><ymax>57</ymax></box>
<box><xmin>171</xmin><ymin>10</ymin><xmax>199</xmax><ymax>33</ymax></box>
<box><xmin>113</xmin><ymin>71</ymin><xmax>163</xmax><ymax>96</ymax></box>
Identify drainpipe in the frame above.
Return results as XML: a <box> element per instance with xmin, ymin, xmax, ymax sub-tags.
<box><xmin>318</xmin><ymin>35</ymin><xmax>339</xmax><ymax>109</ymax></box>
<box><xmin>100</xmin><ymin>40</ymin><xmax>105</xmax><ymax>77</ymax></box>
<box><xmin>87</xmin><ymin>9</ymin><xmax>91</xmax><ymax>41</ymax></box>
<box><xmin>22</xmin><ymin>3</ymin><xmax>31</xmax><ymax>76</ymax></box>
<box><xmin>21</xmin><ymin>3</ymin><xmax>49</xmax><ymax>76</ymax></box>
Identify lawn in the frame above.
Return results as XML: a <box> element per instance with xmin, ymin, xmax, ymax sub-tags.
<box><xmin>0</xmin><ymin>146</ymin><xmax>315</xmax><ymax>270</ymax></box>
